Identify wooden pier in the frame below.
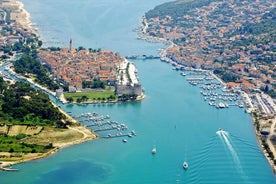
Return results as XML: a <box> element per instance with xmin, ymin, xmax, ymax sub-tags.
<box><xmin>74</xmin><ymin>112</ymin><xmax>136</xmax><ymax>141</ymax></box>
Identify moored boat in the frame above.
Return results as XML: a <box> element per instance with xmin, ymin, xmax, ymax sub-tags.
<box><xmin>180</xmin><ymin>72</ymin><xmax>186</xmax><ymax>76</ymax></box>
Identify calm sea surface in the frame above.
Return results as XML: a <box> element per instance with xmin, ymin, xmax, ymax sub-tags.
<box><xmin>1</xmin><ymin>0</ymin><xmax>275</xmax><ymax>183</ymax></box>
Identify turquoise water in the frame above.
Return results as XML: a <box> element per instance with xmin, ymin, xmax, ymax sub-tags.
<box><xmin>1</xmin><ymin>0</ymin><xmax>275</xmax><ymax>183</ymax></box>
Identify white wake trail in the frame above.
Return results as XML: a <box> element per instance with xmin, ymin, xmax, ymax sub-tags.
<box><xmin>221</xmin><ymin>131</ymin><xmax>241</xmax><ymax>166</ymax></box>
<box><xmin>217</xmin><ymin>130</ymin><xmax>247</xmax><ymax>180</ymax></box>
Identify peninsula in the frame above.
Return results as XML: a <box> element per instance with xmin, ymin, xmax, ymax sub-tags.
<box><xmin>38</xmin><ymin>41</ymin><xmax>143</xmax><ymax>103</ymax></box>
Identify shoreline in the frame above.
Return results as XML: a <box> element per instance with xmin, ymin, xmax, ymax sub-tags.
<box><xmin>1</xmin><ymin>0</ymin><xmax>37</xmax><ymax>35</ymax></box>
<box><xmin>14</xmin><ymin>0</ymin><xmax>39</xmax><ymax>36</ymax></box>
<box><xmin>0</xmin><ymin>70</ymin><xmax>99</xmax><ymax>171</ymax></box>
<box><xmin>0</xmin><ymin>0</ymin><xmax>98</xmax><ymax>171</ymax></box>
<box><xmin>59</xmin><ymin>93</ymin><xmax>146</xmax><ymax>105</ymax></box>
<box><xmin>254</xmin><ymin>117</ymin><xmax>276</xmax><ymax>173</ymax></box>
<box><xmin>0</xmin><ymin>127</ymin><xmax>98</xmax><ymax>170</ymax></box>
<box><xmin>0</xmin><ymin>93</ymin><xmax>98</xmax><ymax>170</ymax></box>
<box><xmin>139</xmin><ymin>16</ymin><xmax>276</xmax><ymax>173</ymax></box>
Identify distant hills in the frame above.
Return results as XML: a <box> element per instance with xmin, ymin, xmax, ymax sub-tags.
<box><xmin>145</xmin><ymin>0</ymin><xmax>219</xmax><ymax>20</ymax></box>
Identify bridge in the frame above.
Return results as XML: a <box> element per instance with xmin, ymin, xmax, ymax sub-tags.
<box><xmin>125</xmin><ymin>55</ymin><xmax>160</xmax><ymax>60</ymax></box>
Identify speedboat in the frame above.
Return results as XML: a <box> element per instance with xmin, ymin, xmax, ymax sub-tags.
<box><xmin>183</xmin><ymin>161</ymin><xmax>188</xmax><ymax>169</ymax></box>
<box><xmin>151</xmin><ymin>146</ymin><xmax>156</xmax><ymax>154</ymax></box>
<box><xmin>122</xmin><ymin>139</ymin><xmax>127</xmax><ymax>143</ymax></box>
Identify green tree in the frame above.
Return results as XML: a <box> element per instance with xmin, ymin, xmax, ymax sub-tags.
<box><xmin>67</xmin><ymin>97</ymin><xmax>74</xmax><ymax>103</ymax></box>
<box><xmin>81</xmin><ymin>95</ymin><xmax>88</xmax><ymax>102</ymax></box>
<box><xmin>78</xmin><ymin>46</ymin><xmax>85</xmax><ymax>51</ymax></box>
<box><xmin>76</xmin><ymin>98</ymin><xmax>82</xmax><ymax>103</ymax></box>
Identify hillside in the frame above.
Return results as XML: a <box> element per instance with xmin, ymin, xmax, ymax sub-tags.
<box><xmin>145</xmin><ymin>0</ymin><xmax>218</xmax><ymax>20</ymax></box>
<box><xmin>144</xmin><ymin>0</ymin><xmax>276</xmax><ymax>97</ymax></box>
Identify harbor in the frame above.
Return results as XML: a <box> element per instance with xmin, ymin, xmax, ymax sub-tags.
<box><xmin>72</xmin><ymin>112</ymin><xmax>136</xmax><ymax>141</ymax></box>
<box><xmin>172</xmin><ymin>66</ymin><xmax>246</xmax><ymax>110</ymax></box>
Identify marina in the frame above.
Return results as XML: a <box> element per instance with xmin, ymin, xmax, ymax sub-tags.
<box><xmin>73</xmin><ymin>112</ymin><xmax>136</xmax><ymax>141</ymax></box>
<box><xmin>174</xmin><ymin>67</ymin><xmax>247</xmax><ymax>110</ymax></box>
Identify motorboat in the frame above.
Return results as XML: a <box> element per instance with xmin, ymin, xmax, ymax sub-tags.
<box><xmin>180</xmin><ymin>72</ymin><xmax>186</xmax><ymax>76</ymax></box>
<box><xmin>122</xmin><ymin>139</ymin><xmax>127</xmax><ymax>143</ymax></box>
<box><xmin>183</xmin><ymin>161</ymin><xmax>188</xmax><ymax>169</ymax></box>
<box><xmin>151</xmin><ymin>146</ymin><xmax>156</xmax><ymax>154</ymax></box>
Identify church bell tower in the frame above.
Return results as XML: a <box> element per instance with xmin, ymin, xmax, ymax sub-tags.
<box><xmin>69</xmin><ymin>38</ymin><xmax>73</xmax><ymax>53</ymax></box>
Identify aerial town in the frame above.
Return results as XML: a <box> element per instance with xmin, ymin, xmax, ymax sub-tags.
<box><xmin>0</xmin><ymin>0</ymin><xmax>143</xmax><ymax>100</ymax></box>
<box><xmin>144</xmin><ymin>0</ymin><xmax>276</xmax><ymax>115</ymax></box>
<box><xmin>142</xmin><ymin>0</ymin><xmax>276</xmax><ymax>168</ymax></box>
<box><xmin>38</xmin><ymin>39</ymin><xmax>142</xmax><ymax>97</ymax></box>
<box><xmin>0</xmin><ymin>0</ymin><xmax>38</xmax><ymax>55</ymax></box>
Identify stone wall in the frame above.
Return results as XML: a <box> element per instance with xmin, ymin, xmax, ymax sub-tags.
<box><xmin>115</xmin><ymin>83</ymin><xmax>142</xmax><ymax>96</ymax></box>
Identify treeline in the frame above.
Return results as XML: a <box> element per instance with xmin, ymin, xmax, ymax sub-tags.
<box><xmin>82</xmin><ymin>79</ymin><xmax>107</xmax><ymax>89</ymax></box>
<box><xmin>213</xmin><ymin>69</ymin><xmax>239</xmax><ymax>83</ymax></box>
<box><xmin>0</xmin><ymin>40</ymin><xmax>39</xmax><ymax>59</ymax></box>
<box><xmin>0</xmin><ymin>24</ymin><xmax>42</xmax><ymax>59</ymax></box>
<box><xmin>145</xmin><ymin>0</ymin><xmax>218</xmax><ymax>19</ymax></box>
<box><xmin>13</xmin><ymin>54</ymin><xmax>59</xmax><ymax>91</ymax></box>
<box><xmin>0</xmin><ymin>80</ymin><xmax>68</xmax><ymax>127</ymax></box>
<box><xmin>0</xmin><ymin>135</ymin><xmax>53</xmax><ymax>153</ymax></box>
<box><xmin>118</xmin><ymin>94</ymin><xmax>138</xmax><ymax>102</ymax></box>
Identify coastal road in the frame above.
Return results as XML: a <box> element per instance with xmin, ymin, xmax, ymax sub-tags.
<box><xmin>267</xmin><ymin>118</ymin><xmax>276</xmax><ymax>171</ymax></box>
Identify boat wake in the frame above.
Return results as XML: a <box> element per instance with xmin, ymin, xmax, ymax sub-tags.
<box><xmin>217</xmin><ymin>129</ymin><xmax>246</xmax><ymax>178</ymax></box>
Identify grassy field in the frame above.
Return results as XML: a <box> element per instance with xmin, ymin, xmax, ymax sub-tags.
<box><xmin>64</xmin><ymin>87</ymin><xmax>117</xmax><ymax>102</ymax></box>
<box><xmin>0</xmin><ymin>133</ymin><xmax>51</xmax><ymax>153</ymax></box>
<box><xmin>0</xmin><ymin>125</ymin><xmax>96</xmax><ymax>162</ymax></box>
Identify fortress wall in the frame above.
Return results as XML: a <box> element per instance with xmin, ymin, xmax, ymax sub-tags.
<box><xmin>115</xmin><ymin>83</ymin><xmax>142</xmax><ymax>96</ymax></box>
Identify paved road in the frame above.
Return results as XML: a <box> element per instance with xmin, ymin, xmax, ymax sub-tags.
<box><xmin>267</xmin><ymin>118</ymin><xmax>276</xmax><ymax>171</ymax></box>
